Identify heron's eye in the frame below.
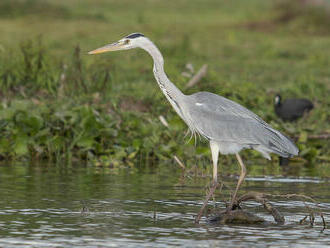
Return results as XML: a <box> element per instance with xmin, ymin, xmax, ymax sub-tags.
<box><xmin>124</xmin><ymin>39</ymin><xmax>130</xmax><ymax>45</ymax></box>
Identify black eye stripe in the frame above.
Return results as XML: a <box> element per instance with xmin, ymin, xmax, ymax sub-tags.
<box><xmin>125</xmin><ymin>33</ymin><xmax>145</xmax><ymax>39</ymax></box>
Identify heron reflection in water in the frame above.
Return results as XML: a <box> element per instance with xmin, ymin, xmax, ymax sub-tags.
<box><xmin>89</xmin><ymin>33</ymin><xmax>298</xmax><ymax>209</ymax></box>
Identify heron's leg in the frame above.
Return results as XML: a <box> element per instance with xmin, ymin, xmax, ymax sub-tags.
<box><xmin>228</xmin><ymin>153</ymin><xmax>247</xmax><ymax>210</ymax></box>
<box><xmin>210</xmin><ymin>141</ymin><xmax>220</xmax><ymax>184</ymax></box>
<box><xmin>195</xmin><ymin>142</ymin><xmax>220</xmax><ymax>222</ymax></box>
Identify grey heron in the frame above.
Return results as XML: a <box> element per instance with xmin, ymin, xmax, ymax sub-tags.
<box><xmin>88</xmin><ymin>33</ymin><xmax>299</xmax><ymax>208</ymax></box>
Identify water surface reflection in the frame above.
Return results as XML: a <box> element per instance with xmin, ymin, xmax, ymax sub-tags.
<box><xmin>0</xmin><ymin>164</ymin><xmax>329</xmax><ymax>247</ymax></box>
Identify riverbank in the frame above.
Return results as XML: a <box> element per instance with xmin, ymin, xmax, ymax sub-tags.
<box><xmin>0</xmin><ymin>0</ymin><xmax>329</xmax><ymax>170</ymax></box>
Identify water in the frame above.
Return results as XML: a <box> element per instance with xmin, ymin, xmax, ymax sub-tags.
<box><xmin>0</xmin><ymin>163</ymin><xmax>329</xmax><ymax>247</ymax></box>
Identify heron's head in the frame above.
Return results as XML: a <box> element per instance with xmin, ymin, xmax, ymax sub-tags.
<box><xmin>88</xmin><ymin>33</ymin><xmax>148</xmax><ymax>55</ymax></box>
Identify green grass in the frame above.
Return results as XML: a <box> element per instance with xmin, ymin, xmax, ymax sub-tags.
<box><xmin>0</xmin><ymin>0</ymin><xmax>329</xmax><ymax>173</ymax></box>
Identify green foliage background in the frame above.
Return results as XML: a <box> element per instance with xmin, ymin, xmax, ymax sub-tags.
<box><xmin>0</xmin><ymin>0</ymin><xmax>329</xmax><ymax>174</ymax></box>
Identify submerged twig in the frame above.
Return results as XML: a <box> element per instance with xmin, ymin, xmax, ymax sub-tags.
<box><xmin>264</xmin><ymin>193</ymin><xmax>325</xmax><ymax>227</ymax></box>
<box><xmin>321</xmin><ymin>213</ymin><xmax>327</xmax><ymax>230</ymax></box>
<box><xmin>299</xmin><ymin>215</ymin><xmax>308</xmax><ymax>225</ymax></box>
<box><xmin>207</xmin><ymin>191</ymin><xmax>327</xmax><ymax>227</ymax></box>
<box><xmin>80</xmin><ymin>200</ymin><xmax>90</xmax><ymax>216</ymax></box>
<box><xmin>236</xmin><ymin>192</ymin><xmax>285</xmax><ymax>224</ymax></box>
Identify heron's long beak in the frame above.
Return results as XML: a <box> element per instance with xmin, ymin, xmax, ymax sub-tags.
<box><xmin>88</xmin><ymin>41</ymin><xmax>124</xmax><ymax>55</ymax></box>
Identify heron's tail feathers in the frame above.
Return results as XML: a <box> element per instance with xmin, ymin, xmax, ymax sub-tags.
<box><xmin>257</xmin><ymin>127</ymin><xmax>299</xmax><ymax>158</ymax></box>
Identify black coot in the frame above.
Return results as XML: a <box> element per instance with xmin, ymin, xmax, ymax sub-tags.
<box><xmin>274</xmin><ymin>94</ymin><xmax>314</xmax><ymax>121</ymax></box>
<box><xmin>274</xmin><ymin>94</ymin><xmax>314</xmax><ymax>166</ymax></box>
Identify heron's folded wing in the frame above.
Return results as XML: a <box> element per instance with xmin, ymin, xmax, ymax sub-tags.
<box><xmin>185</xmin><ymin>92</ymin><xmax>298</xmax><ymax>156</ymax></box>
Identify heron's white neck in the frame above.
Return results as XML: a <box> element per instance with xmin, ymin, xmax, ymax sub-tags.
<box><xmin>139</xmin><ymin>40</ymin><xmax>185</xmax><ymax>118</ymax></box>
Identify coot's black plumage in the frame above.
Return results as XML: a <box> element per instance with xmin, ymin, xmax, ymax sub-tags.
<box><xmin>274</xmin><ymin>94</ymin><xmax>313</xmax><ymax>166</ymax></box>
<box><xmin>274</xmin><ymin>94</ymin><xmax>314</xmax><ymax>122</ymax></box>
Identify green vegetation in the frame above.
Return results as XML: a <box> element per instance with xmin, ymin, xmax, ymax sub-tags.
<box><xmin>0</xmin><ymin>0</ymin><xmax>329</xmax><ymax>173</ymax></box>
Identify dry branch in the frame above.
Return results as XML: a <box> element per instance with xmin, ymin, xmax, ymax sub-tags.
<box><xmin>293</xmin><ymin>133</ymin><xmax>330</xmax><ymax>140</ymax></box>
<box><xmin>185</xmin><ymin>64</ymin><xmax>208</xmax><ymax>89</ymax></box>
<box><xmin>205</xmin><ymin>191</ymin><xmax>327</xmax><ymax>228</ymax></box>
<box><xmin>265</xmin><ymin>193</ymin><xmax>327</xmax><ymax>229</ymax></box>
<box><xmin>158</xmin><ymin>115</ymin><xmax>169</xmax><ymax>128</ymax></box>
<box><xmin>173</xmin><ymin>155</ymin><xmax>185</xmax><ymax>170</ymax></box>
<box><xmin>236</xmin><ymin>192</ymin><xmax>285</xmax><ymax>224</ymax></box>
<box><xmin>306</xmin><ymin>133</ymin><xmax>330</xmax><ymax>140</ymax></box>
<box><xmin>264</xmin><ymin>193</ymin><xmax>318</xmax><ymax>204</ymax></box>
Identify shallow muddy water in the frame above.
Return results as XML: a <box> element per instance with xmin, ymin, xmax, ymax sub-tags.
<box><xmin>0</xmin><ymin>163</ymin><xmax>329</xmax><ymax>247</ymax></box>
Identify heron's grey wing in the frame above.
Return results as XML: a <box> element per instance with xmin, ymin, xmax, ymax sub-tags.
<box><xmin>184</xmin><ymin>92</ymin><xmax>298</xmax><ymax>157</ymax></box>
